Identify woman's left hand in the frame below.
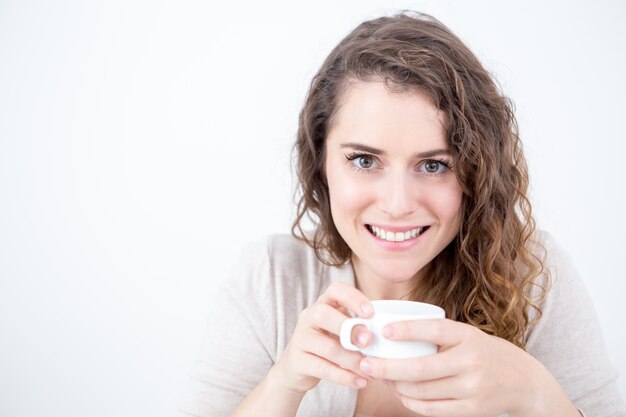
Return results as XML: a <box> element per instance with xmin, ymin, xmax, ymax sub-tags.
<box><xmin>357</xmin><ymin>318</ymin><xmax>579</xmax><ymax>417</ymax></box>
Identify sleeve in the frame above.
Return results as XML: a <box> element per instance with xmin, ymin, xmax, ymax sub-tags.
<box><xmin>525</xmin><ymin>233</ymin><xmax>626</xmax><ymax>417</ymax></box>
<box><xmin>177</xmin><ymin>240</ymin><xmax>278</xmax><ymax>417</ymax></box>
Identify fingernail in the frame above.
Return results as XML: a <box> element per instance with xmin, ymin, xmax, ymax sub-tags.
<box><xmin>382</xmin><ymin>325</ymin><xmax>394</xmax><ymax>338</ymax></box>
<box><xmin>357</xmin><ymin>332</ymin><xmax>368</xmax><ymax>346</ymax></box>
<box><xmin>354</xmin><ymin>377</ymin><xmax>367</xmax><ymax>388</ymax></box>
<box><xmin>360</xmin><ymin>360</ymin><xmax>373</xmax><ymax>375</ymax></box>
<box><xmin>360</xmin><ymin>302</ymin><xmax>372</xmax><ymax>315</ymax></box>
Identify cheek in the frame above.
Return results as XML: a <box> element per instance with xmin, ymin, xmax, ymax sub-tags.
<box><xmin>425</xmin><ymin>180</ymin><xmax>463</xmax><ymax>224</ymax></box>
<box><xmin>327</xmin><ymin>168</ymin><xmax>373</xmax><ymax>221</ymax></box>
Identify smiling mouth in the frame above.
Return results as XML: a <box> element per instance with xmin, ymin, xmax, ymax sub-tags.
<box><xmin>365</xmin><ymin>224</ymin><xmax>430</xmax><ymax>242</ymax></box>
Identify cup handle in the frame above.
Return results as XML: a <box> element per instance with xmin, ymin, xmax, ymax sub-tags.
<box><xmin>340</xmin><ymin>318</ymin><xmax>369</xmax><ymax>351</ymax></box>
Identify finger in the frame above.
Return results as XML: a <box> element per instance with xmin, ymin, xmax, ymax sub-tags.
<box><xmin>359</xmin><ymin>349</ymin><xmax>462</xmax><ymax>381</ymax></box>
<box><xmin>302</xmin><ymin>303</ymin><xmax>371</xmax><ymax>343</ymax></box>
<box><xmin>302</xmin><ymin>352</ymin><xmax>369</xmax><ymax>389</ymax></box>
<box><xmin>350</xmin><ymin>324</ymin><xmax>371</xmax><ymax>348</ymax></box>
<box><xmin>302</xmin><ymin>329</ymin><xmax>372</xmax><ymax>379</ymax></box>
<box><xmin>383</xmin><ymin>318</ymin><xmax>469</xmax><ymax>346</ymax></box>
<box><xmin>397</xmin><ymin>396</ymin><xmax>472</xmax><ymax>417</ymax></box>
<box><xmin>318</xmin><ymin>282</ymin><xmax>373</xmax><ymax>318</ymax></box>
<box><xmin>394</xmin><ymin>377</ymin><xmax>462</xmax><ymax>401</ymax></box>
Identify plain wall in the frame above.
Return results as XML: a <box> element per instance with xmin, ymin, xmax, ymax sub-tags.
<box><xmin>0</xmin><ymin>0</ymin><xmax>624</xmax><ymax>416</ymax></box>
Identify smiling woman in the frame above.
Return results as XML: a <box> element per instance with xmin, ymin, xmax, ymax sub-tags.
<box><xmin>324</xmin><ymin>82</ymin><xmax>463</xmax><ymax>299</ymax></box>
<box><xmin>178</xmin><ymin>11</ymin><xmax>625</xmax><ymax>417</ymax></box>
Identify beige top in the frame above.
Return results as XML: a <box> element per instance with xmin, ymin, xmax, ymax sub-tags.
<box><xmin>178</xmin><ymin>232</ymin><xmax>625</xmax><ymax>417</ymax></box>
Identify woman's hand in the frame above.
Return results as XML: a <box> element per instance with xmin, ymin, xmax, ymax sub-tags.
<box><xmin>270</xmin><ymin>282</ymin><xmax>374</xmax><ymax>394</ymax></box>
<box><xmin>357</xmin><ymin>319</ymin><xmax>580</xmax><ymax>417</ymax></box>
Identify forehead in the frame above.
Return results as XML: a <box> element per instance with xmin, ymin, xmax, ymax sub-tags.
<box><xmin>327</xmin><ymin>79</ymin><xmax>447</xmax><ymax>151</ymax></box>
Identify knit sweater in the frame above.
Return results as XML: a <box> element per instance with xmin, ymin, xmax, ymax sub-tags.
<box><xmin>179</xmin><ymin>232</ymin><xmax>625</xmax><ymax>417</ymax></box>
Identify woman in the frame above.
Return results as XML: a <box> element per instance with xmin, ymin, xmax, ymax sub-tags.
<box><xmin>179</xmin><ymin>12</ymin><xmax>625</xmax><ymax>417</ymax></box>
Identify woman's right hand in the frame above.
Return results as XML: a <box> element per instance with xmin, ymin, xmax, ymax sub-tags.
<box><xmin>270</xmin><ymin>282</ymin><xmax>374</xmax><ymax>393</ymax></box>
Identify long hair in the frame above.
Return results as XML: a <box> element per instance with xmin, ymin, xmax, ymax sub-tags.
<box><xmin>291</xmin><ymin>12</ymin><xmax>545</xmax><ymax>347</ymax></box>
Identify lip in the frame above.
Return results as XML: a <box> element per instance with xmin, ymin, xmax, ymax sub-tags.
<box><xmin>367</xmin><ymin>223</ymin><xmax>425</xmax><ymax>233</ymax></box>
<box><xmin>364</xmin><ymin>224</ymin><xmax>429</xmax><ymax>251</ymax></box>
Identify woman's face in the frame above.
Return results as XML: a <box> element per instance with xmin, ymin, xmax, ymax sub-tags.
<box><xmin>325</xmin><ymin>80</ymin><xmax>463</xmax><ymax>298</ymax></box>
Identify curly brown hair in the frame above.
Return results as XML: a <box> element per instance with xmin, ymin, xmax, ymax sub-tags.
<box><xmin>291</xmin><ymin>12</ymin><xmax>545</xmax><ymax>348</ymax></box>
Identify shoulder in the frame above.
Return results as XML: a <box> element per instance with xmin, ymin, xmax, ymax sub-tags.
<box><xmin>226</xmin><ymin>234</ymin><xmax>347</xmax><ymax>308</ymax></box>
<box><xmin>525</xmin><ymin>229</ymin><xmax>595</xmax><ymax>336</ymax></box>
<box><xmin>238</xmin><ymin>233</ymin><xmax>327</xmax><ymax>277</ymax></box>
<box><xmin>529</xmin><ymin>229</ymin><xmax>565</xmax><ymax>260</ymax></box>
<box><xmin>528</xmin><ymin>229</ymin><xmax>581</xmax><ymax>289</ymax></box>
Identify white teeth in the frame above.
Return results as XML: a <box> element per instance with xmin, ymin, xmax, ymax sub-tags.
<box><xmin>368</xmin><ymin>225</ymin><xmax>425</xmax><ymax>242</ymax></box>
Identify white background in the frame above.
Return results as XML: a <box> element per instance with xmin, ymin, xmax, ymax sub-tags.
<box><xmin>1</xmin><ymin>0</ymin><xmax>624</xmax><ymax>416</ymax></box>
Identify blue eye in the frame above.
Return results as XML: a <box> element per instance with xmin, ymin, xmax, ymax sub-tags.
<box><xmin>420</xmin><ymin>159</ymin><xmax>450</xmax><ymax>174</ymax></box>
<box><xmin>355</xmin><ymin>155</ymin><xmax>374</xmax><ymax>169</ymax></box>
<box><xmin>345</xmin><ymin>153</ymin><xmax>378</xmax><ymax>171</ymax></box>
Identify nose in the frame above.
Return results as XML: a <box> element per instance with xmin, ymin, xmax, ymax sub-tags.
<box><xmin>379</xmin><ymin>171</ymin><xmax>418</xmax><ymax>219</ymax></box>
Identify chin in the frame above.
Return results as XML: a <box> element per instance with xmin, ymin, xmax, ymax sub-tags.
<box><xmin>370</xmin><ymin>259</ymin><xmax>423</xmax><ymax>285</ymax></box>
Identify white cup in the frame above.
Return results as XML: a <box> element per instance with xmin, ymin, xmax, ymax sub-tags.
<box><xmin>340</xmin><ymin>300</ymin><xmax>445</xmax><ymax>359</ymax></box>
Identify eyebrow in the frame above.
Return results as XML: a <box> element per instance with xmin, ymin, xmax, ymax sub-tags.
<box><xmin>340</xmin><ymin>142</ymin><xmax>451</xmax><ymax>159</ymax></box>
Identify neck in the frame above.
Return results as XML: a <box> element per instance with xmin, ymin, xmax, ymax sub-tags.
<box><xmin>350</xmin><ymin>256</ymin><xmax>420</xmax><ymax>300</ymax></box>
